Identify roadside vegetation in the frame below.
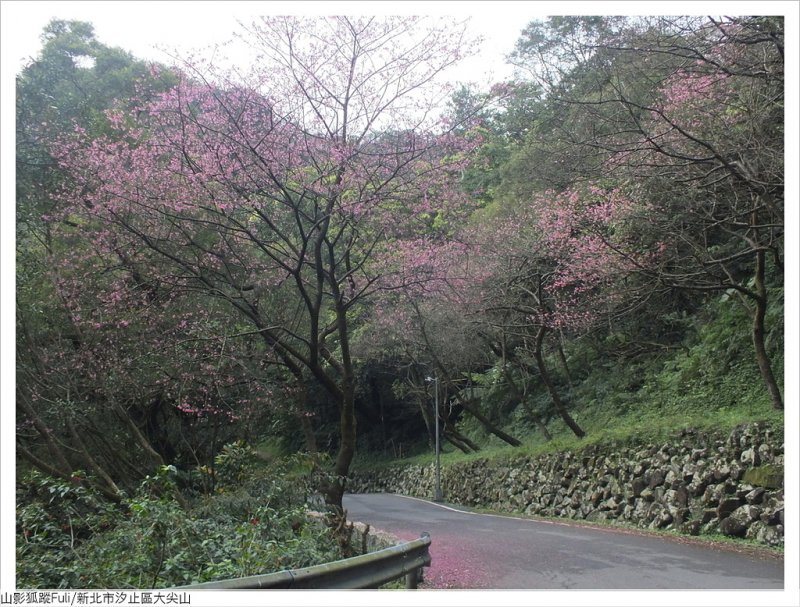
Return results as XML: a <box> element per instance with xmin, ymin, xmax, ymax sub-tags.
<box><xmin>353</xmin><ymin>288</ymin><xmax>784</xmax><ymax>471</ymax></box>
<box><xmin>16</xmin><ymin>445</ymin><xmax>342</xmax><ymax>588</ymax></box>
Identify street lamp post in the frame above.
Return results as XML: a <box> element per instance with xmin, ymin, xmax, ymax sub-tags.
<box><xmin>426</xmin><ymin>374</ymin><xmax>443</xmax><ymax>502</ymax></box>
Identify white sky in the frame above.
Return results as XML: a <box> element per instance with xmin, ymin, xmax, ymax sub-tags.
<box><xmin>1</xmin><ymin>0</ymin><xmax>543</xmax><ymax>84</ymax></box>
<box><xmin>4</xmin><ymin>1</ymin><xmax>796</xmax><ymax>83</ymax></box>
<box><xmin>1</xmin><ymin>1</ymin><xmax>799</xmax><ymax>604</ymax></box>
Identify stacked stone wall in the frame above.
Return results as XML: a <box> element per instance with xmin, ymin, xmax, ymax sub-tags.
<box><xmin>349</xmin><ymin>423</ymin><xmax>784</xmax><ymax>547</ymax></box>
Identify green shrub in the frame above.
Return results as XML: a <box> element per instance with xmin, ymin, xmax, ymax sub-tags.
<box><xmin>17</xmin><ymin>447</ymin><xmax>342</xmax><ymax>589</ymax></box>
<box><xmin>59</xmin><ymin>497</ymin><xmax>338</xmax><ymax>588</ymax></box>
<box><xmin>16</xmin><ymin>470</ymin><xmax>122</xmax><ymax>588</ymax></box>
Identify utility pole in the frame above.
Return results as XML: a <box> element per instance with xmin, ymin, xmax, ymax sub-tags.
<box><xmin>426</xmin><ymin>374</ymin><xmax>443</xmax><ymax>502</ymax></box>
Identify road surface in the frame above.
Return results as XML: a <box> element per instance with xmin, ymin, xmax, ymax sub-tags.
<box><xmin>343</xmin><ymin>493</ymin><xmax>783</xmax><ymax>590</ymax></box>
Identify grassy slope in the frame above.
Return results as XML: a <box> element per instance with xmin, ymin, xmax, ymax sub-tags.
<box><xmin>353</xmin><ymin>291</ymin><xmax>785</xmax><ymax>471</ymax></box>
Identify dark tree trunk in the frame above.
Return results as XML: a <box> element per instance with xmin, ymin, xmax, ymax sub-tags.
<box><xmin>330</xmin><ymin>385</ymin><xmax>357</xmax><ymax>510</ymax></box>
<box><xmin>752</xmin><ymin>249</ymin><xmax>783</xmax><ymax>410</ymax></box>
<box><xmin>456</xmin><ymin>396</ymin><xmax>523</xmax><ymax>447</ymax></box>
<box><xmin>443</xmin><ymin>424</ymin><xmax>481</xmax><ymax>453</ymax></box>
<box><xmin>500</xmin><ymin>364</ymin><xmax>552</xmax><ymax>441</ymax></box>
<box><xmin>534</xmin><ymin>326</ymin><xmax>586</xmax><ymax>439</ymax></box>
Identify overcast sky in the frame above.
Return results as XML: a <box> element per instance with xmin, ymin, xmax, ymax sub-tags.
<box><xmin>6</xmin><ymin>1</ymin><xmax>792</xmax><ymax>84</ymax></box>
<box><xmin>1</xmin><ymin>0</ymin><xmax>551</xmax><ymax>85</ymax></box>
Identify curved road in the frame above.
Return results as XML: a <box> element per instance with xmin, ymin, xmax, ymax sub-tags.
<box><xmin>343</xmin><ymin>493</ymin><xmax>783</xmax><ymax>590</ymax></box>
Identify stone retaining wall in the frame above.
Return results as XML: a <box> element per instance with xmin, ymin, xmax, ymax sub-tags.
<box><xmin>349</xmin><ymin>423</ymin><xmax>784</xmax><ymax>547</ymax></box>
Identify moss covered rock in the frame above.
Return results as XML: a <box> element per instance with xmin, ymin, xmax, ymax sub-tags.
<box><xmin>741</xmin><ymin>465</ymin><xmax>783</xmax><ymax>489</ymax></box>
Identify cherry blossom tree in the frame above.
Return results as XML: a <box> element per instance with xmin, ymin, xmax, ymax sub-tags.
<box><xmin>506</xmin><ymin>16</ymin><xmax>784</xmax><ymax>409</ymax></box>
<box><xmin>16</xmin><ymin>21</ymin><xmax>187</xmax><ymax>499</ymax></box>
<box><xmin>357</xmin><ymin>237</ymin><xmax>522</xmax><ymax>451</ymax></box>
<box><xmin>358</xmin><ymin>178</ymin><xmax>658</xmax><ymax>441</ymax></box>
<box><xmin>17</xmin><ymin>211</ymin><xmax>278</xmax><ymax>500</ymax></box>
<box><xmin>467</xmin><ymin>184</ymin><xmax>660</xmax><ymax>438</ymax></box>
<box><xmin>52</xmin><ymin>16</ymin><xmax>477</xmax><ymax>512</ymax></box>
<box><xmin>603</xmin><ymin>17</ymin><xmax>784</xmax><ymax>410</ymax></box>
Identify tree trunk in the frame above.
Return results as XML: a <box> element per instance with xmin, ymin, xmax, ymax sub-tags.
<box><xmin>456</xmin><ymin>396</ymin><xmax>523</xmax><ymax>446</ymax></box>
<box><xmin>534</xmin><ymin>326</ymin><xmax>586</xmax><ymax>439</ymax></box>
<box><xmin>65</xmin><ymin>416</ymin><xmax>121</xmax><ymax>495</ymax></box>
<box><xmin>752</xmin><ymin>249</ymin><xmax>783</xmax><ymax>410</ymax></box>
<box><xmin>500</xmin><ymin>364</ymin><xmax>552</xmax><ymax>441</ymax></box>
<box><xmin>18</xmin><ymin>397</ymin><xmax>74</xmax><ymax>475</ymax></box>
<box><xmin>443</xmin><ymin>424</ymin><xmax>481</xmax><ymax>453</ymax></box>
<box><xmin>325</xmin><ymin>281</ymin><xmax>359</xmax><ymax>513</ymax></box>
<box><xmin>330</xmin><ymin>384</ymin><xmax>357</xmax><ymax>510</ymax></box>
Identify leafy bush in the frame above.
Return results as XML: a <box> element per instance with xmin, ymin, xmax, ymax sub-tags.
<box><xmin>57</xmin><ymin>497</ymin><xmax>338</xmax><ymax>588</ymax></box>
<box><xmin>16</xmin><ymin>470</ymin><xmax>122</xmax><ymax>587</ymax></box>
<box><xmin>16</xmin><ymin>447</ymin><xmax>342</xmax><ymax>589</ymax></box>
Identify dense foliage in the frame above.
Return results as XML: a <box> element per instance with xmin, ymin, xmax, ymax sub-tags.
<box><xmin>17</xmin><ymin>444</ymin><xmax>340</xmax><ymax>588</ymax></box>
<box><xmin>16</xmin><ymin>15</ymin><xmax>783</xmax><ymax>588</ymax></box>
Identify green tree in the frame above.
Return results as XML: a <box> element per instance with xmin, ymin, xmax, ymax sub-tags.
<box><xmin>16</xmin><ymin>20</ymin><xmax>185</xmax><ymax>498</ymax></box>
<box><xmin>502</xmin><ymin>16</ymin><xmax>784</xmax><ymax>409</ymax></box>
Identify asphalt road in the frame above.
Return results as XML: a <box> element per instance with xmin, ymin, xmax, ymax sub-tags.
<box><xmin>342</xmin><ymin>493</ymin><xmax>784</xmax><ymax>590</ymax></box>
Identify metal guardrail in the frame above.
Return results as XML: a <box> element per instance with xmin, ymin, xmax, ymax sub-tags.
<box><xmin>175</xmin><ymin>532</ymin><xmax>431</xmax><ymax>590</ymax></box>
